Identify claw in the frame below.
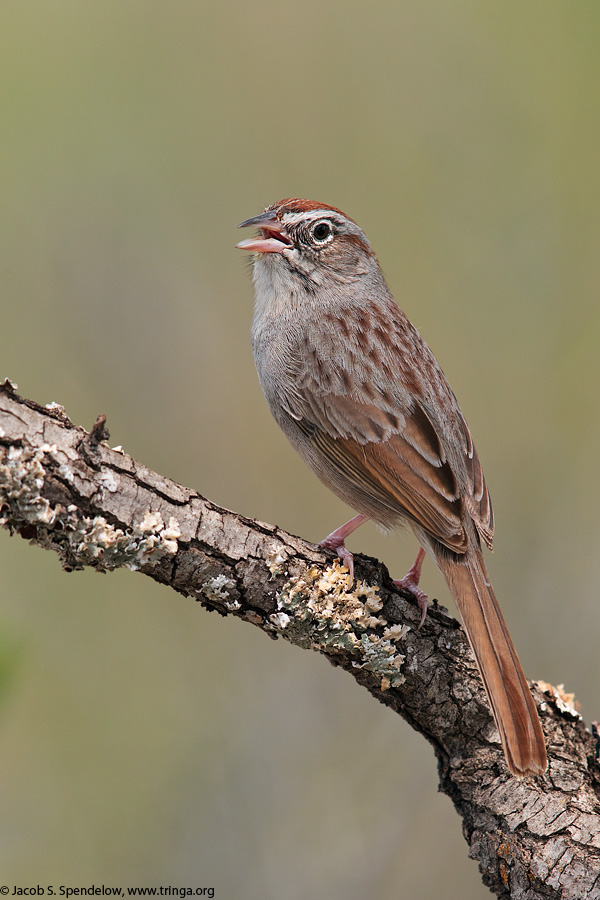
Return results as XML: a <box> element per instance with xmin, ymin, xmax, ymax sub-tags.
<box><xmin>320</xmin><ymin>539</ymin><xmax>355</xmax><ymax>583</ymax></box>
<box><xmin>318</xmin><ymin>514</ymin><xmax>369</xmax><ymax>586</ymax></box>
<box><xmin>393</xmin><ymin>547</ymin><xmax>428</xmax><ymax>628</ymax></box>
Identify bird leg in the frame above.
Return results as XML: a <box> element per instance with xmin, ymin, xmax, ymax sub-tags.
<box><xmin>319</xmin><ymin>514</ymin><xmax>369</xmax><ymax>583</ymax></box>
<box><xmin>393</xmin><ymin>547</ymin><xmax>428</xmax><ymax>628</ymax></box>
<box><xmin>320</xmin><ymin>519</ymin><xmax>428</xmax><ymax>627</ymax></box>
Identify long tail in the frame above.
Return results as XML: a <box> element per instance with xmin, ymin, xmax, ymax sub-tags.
<box><xmin>435</xmin><ymin>549</ymin><xmax>547</xmax><ymax>775</ymax></box>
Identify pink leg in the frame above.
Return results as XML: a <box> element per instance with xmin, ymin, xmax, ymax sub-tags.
<box><xmin>393</xmin><ymin>547</ymin><xmax>428</xmax><ymax>628</ymax></box>
<box><xmin>319</xmin><ymin>514</ymin><xmax>369</xmax><ymax>583</ymax></box>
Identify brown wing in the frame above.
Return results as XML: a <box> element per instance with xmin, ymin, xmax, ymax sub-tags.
<box><xmin>302</xmin><ymin>400</ymin><xmax>469</xmax><ymax>553</ymax></box>
<box><xmin>455</xmin><ymin>408</ymin><xmax>494</xmax><ymax>549</ymax></box>
<box><xmin>283</xmin><ymin>303</ymin><xmax>493</xmax><ymax>552</ymax></box>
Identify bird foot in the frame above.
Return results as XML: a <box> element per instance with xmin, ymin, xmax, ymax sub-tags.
<box><xmin>318</xmin><ymin>514</ymin><xmax>369</xmax><ymax>585</ymax></box>
<box><xmin>393</xmin><ymin>547</ymin><xmax>428</xmax><ymax>628</ymax></box>
<box><xmin>319</xmin><ymin>535</ymin><xmax>355</xmax><ymax>583</ymax></box>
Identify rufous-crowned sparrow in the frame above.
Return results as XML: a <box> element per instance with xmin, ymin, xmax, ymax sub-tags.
<box><xmin>237</xmin><ymin>198</ymin><xmax>546</xmax><ymax>776</ymax></box>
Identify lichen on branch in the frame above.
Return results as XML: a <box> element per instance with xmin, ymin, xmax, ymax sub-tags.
<box><xmin>1</xmin><ymin>381</ymin><xmax>599</xmax><ymax>900</ymax></box>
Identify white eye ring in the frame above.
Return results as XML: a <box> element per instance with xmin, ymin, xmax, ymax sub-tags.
<box><xmin>311</xmin><ymin>220</ymin><xmax>334</xmax><ymax>243</ymax></box>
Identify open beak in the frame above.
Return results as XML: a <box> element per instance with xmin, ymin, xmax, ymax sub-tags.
<box><xmin>236</xmin><ymin>210</ymin><xmax>293</xmax><ymax>254</ymax></box>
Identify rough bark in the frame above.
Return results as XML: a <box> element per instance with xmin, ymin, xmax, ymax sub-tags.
<box><xmin>1</xmin><ymin>379</ymin><xmax>599</xmax><ymax>899</ymax></box>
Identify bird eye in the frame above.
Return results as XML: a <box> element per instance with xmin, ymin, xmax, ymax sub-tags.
<box><xmin>312</xmin><ymin>220</ymin><xmax>333</xmax><ymax>242</ymax></box>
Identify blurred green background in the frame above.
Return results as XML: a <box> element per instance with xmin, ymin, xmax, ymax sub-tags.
<box><xmin>1</xmin><ymin>2</ymin><xmax>599</xmax><ymax>897</ymax></box>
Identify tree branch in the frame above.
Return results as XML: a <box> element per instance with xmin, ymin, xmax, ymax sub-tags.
<box><xmin>1</xmin><ymin>379</ymin><xmax>599</xmax><ymax>899</ymax></box>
